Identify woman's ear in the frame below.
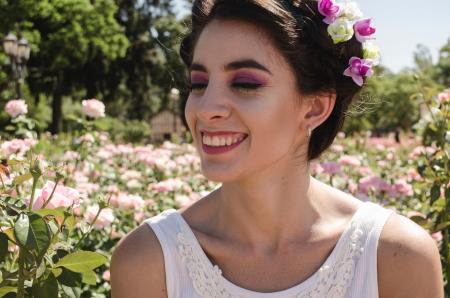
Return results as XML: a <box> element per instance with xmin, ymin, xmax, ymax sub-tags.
<box><xmin>304</xmin><ymin>92</ymin><xmax>336</xmax><ymax>130</ymax></box>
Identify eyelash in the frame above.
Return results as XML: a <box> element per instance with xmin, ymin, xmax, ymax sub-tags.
<box><xmin>189</xmin><ymin>82</ymin><xmax>261</xmax><ymax>93</ymax></box>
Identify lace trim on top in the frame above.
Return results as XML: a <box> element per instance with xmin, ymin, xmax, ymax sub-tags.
<box><xmin>174</xmin><ymin>206</ymin><xmax>367</xmax><ymax>298</ymax></box>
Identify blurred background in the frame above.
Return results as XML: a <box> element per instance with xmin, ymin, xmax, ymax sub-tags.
<box><xmin>0</xmin><ymin>1</ymin><xmax>449</xmax><ymax>297</ymax></box>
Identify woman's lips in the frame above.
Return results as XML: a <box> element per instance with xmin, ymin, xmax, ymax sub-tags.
<box><xmin>201</xmin><ymin>134</ymin><xmax>248</xmax><ymax>155</ymax></box>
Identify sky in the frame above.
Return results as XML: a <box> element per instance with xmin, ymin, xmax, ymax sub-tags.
<box><xmin>173</xmin><ymin>0</ymin><xmax>450</xmax><ymax>73</ymax></box>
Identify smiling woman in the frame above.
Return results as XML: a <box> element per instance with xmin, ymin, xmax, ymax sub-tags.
<box><xmin>110</xmin><ymin>1</ymin><xmax>444</xmax><ymax>297</ymax></box>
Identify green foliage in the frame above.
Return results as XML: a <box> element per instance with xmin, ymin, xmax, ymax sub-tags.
<box><xmin>411</xmin><ymin>86</ymin><xmax>450</xmax><ymax>293</ymax></box>
<box><xmin>95</xmin><ymin>116</ymin><xmax>152</xmax><ymax>143</ymax></box>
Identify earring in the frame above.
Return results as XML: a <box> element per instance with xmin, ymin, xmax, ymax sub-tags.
<box><xmin>307</xmin><ymin>126</ymin><xmax>312</xmax><ymax>138</ymax></box>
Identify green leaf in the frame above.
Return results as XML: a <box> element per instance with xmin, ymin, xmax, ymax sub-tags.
<box><xmin>64</xmin><ymin>215</ymin><xmax>75</xmax><ymax>233</ymax></box>
<box><xmin>31</xmin><ymin>272</ymin><xmax>58</xmax><ymax>298</ymax></box>
<box><xmin>81</xmin><ymin>270</ymin><xmax>97</xmax><ymax>285</ymax></box>
<box><xmin>55</xmin><ymin>251</ymin><xmax>107</xmax><ymax>273</ymax></box>
<box><xmin>0</xmin><ymin>287</ymin><xmax>16</xmax><ymax>297</ymax></box>
<box><xmin>430</xmin><ymin>184</ymin><xmax>441</xmax><ymax>205</ymax></box>
<box><xmin>0</xmin><ymin>233</ymin><xmax>8</xmax><ymax>263</ymax></box>
<box><xmin>56</xmin><ymin>267</ymin><xmax>82</xmax><ymax>287</ymax></box>
<box><xmin>35</xmin><ymin>207</ymin><xmax>65</xmax><ymax>217</ymax></box>
<box><xmin>14</xmin><ymin>213</ymin><xmax>51</xmax><ymax>261</ymax></box>
<box><xmin>51</xmin><ymin>267</ymin><xmax>62</xmax><ymax>277</ymax></box>
<box><xmin>14</xmin><ymin>213</ymin><xmax>30</xmax><ymax>247</ymax></box>
<box><xmin>12</xmin><ymin>172</ymin><xmax>33</xmax><ymax>185</ymax></box>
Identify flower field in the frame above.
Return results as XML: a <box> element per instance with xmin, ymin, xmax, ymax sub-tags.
<box><xmin>0</xmin><ymin>91</ymin><xmax>449</xmax><ymax>297</ymax></box>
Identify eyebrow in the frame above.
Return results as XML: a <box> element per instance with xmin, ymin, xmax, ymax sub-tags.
<box><xmin>190</xmin><ymin>59</ymin><xmax>273</xmax><ymax>75</ymax></box>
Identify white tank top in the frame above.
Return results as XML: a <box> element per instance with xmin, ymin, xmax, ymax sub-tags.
<box><xmin>144</xmin><ymin>200</ymin><xmax>395</xmax><ymax>298</ymax></box>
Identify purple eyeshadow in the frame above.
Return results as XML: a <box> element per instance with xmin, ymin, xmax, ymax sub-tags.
<box><xmin>234</xmin><ymin>72</ymin><xmax>266</xmax><ymax>85</ymax></box>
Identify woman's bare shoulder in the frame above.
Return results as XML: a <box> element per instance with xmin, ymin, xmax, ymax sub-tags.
<box><xmin>111</xmin><ymin>223</ymin><xmax>167</xmax><ymax>298</ymax></box>
<box><xmin>377</xmin><ymin>212</ymin><xmax>444</xmax><ymax>298</ymax></box>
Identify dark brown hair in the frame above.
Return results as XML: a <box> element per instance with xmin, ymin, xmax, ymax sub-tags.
<box><xmin>179</xmin><ymin>0</ymin><xmax>364</xmax><ymax>161</ymax></box>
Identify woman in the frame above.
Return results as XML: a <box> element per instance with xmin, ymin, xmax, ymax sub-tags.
<box><xmin>111</xmin><ymin>0</ymin><xmax>443</xmax><ymax>297</ymax></box>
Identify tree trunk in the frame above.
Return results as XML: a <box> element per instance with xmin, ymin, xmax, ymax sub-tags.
<box><xmin>50</xmin><ymin>82</ymin><xmax>63</xmax><ymax>134</ymax></box>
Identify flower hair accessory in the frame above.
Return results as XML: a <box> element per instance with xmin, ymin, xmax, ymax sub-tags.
<box><xmin>317</xmin><ymin>0</ymin><xmax>380</xmax><ymax>86</ymax></box>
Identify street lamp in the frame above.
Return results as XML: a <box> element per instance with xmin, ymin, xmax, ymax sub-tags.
<box><xmin>3</xmin><ymin>32</ymin><xmax>31</xmax><ymax>98</ymax></box>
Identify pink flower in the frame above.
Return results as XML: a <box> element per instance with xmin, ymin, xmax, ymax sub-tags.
<box><xmin>406</xmin><ymin>168</ymin><xmax>422</xmax><ymax>182</ymax></box>
<box><xmin>343</xmin><ymin>57</ymin><xmax>373</xmax><ymax>86</ymax></box>
<box><xmin>331</xmin><ymin>144</ymin><xmax>344</xmax><ymax>152</ymax></box>
<box><xmin>175</xmin><ymin>194</ymin><xmax>195</xmax><ymax>208</ymax></box>
<box><xmin>348</xmin><ymin>181</ymin><xmax>358</xmax><ymax>193</ymax></box>
<box><xmin>85</xmin><ymin>204</ymin><xmax>115</xmax><ymax>230</ymax></box>
<box><xmin>319</xmin><ymin>162</ymin><xmax>343</xmax><ymax>175</ymax></box>
<box><xmin>25</xmin><ymin>181</ymin><xmax>81</xmax><ymax>211</ymax></box>
<box><xmin>5</xmin><ymin>99</ymin><xmax>28</xmax><ymax>118</ymax></box>
<box><xmin>437</xmin><ymin>91</ymin><xmax>450</xmax><ymax>104</ymax></box>
<box><xmin>338</xmin><ymin>155</ymin><xmax>361</xmax><ymax>167</ymax></box>
<box><xmin>1</xmin><ymin>138</ymin><xmax>37</xmax><ymax>157</ymax></box>
<box><xmin>391</xmin><ymin>179</ymin><xmax>413</xmax><ymax>197</ymax></box>
<box><xmin>102</xmin><ymin>270</ymin><xmax>111</xmax><ymax>281</ymax></box>
<box><xmin>344</xmin><ymin>57</ymin><xmax>373</xmax><ymax>86</ymax></box>
<box><xmin>354</xmin><ymin>19</ymin><xmax>376</xmax><ymax>43</ymax></box>
<box><xmin>358</xmin><ymin>176</ymin><xmax>390</xmax><ymax>196</ymax></box>
<box><xmin>431</xmin><ymin>231</ymin><xmax>443</xmax><ymax>243</ymax></box>
<box><xmin>134</xmin><ymin>211</ymin><xmax>145</xmax><ymax>222</ymax></box>
<box><xmin>110</xmin><ymin>193</ymin><xmax>144</xmax><ymax>210</ymax></box>
<box><xmin>81</xmin><ymin>99</ymin><xmax>105</xmax><ymax>118</ymax></box>
<box><xmin>318</xmin><ymin>0</ymin><xmax>341</xmax><ymax>24</ymax></box>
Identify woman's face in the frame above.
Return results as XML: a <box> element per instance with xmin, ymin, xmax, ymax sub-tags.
<box><xmin>185</xmin><ymin>19</ymin><xmax>309</xmax><ymax>182</ymax></box>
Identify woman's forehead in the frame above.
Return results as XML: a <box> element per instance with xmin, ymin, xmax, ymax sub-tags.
<box><xmin>192</xmin><ymin>19</ymin><xmax>285</xmax><ymax>71</ymax></box>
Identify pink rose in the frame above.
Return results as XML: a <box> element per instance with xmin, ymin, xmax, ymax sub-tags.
<box><xmin>25</xmin><ymin>181</ymin><xmax>81</xmax><ymax>211</ymax></box>
<box><xmin>319</xmin><ymin>162</ymin><xmax>342</xmax><ymax>175</ymax></box>
<box><xmin>343</xmin><ymin>57</ymin><xmax>373</xmax><ymax>87</ymax></box>
<box><xmin>81</xmin><ymin>99</ymin><xmax>105</xmax><ymax>118</ymax></box>
<box><xmin>389</xmin><ymin>179</ymin><xmax>413</xmax><ymax>198</ymax></box>
<box><xmin>85</xmin><ymin>204</ymin><xmax>115</xmax><ymax>230</ymax></box>
<box><xmin>338</xmin><ymin>155</ymin><xmax>361</xmax><ymax>167</ymax></box>
<box><xmin>318</xmin><ymin>0</ymin><xmax>341</xmax><ymax>24</ymax></box>
<box><xmin>358</xmin><ymin>176</ymin><xmax>390</xmax><ymax>196</ymax></box>
<box><xmin>5</xmin><ymin>99</ymin><xmax>28</xmax><ymax>118</ymax></box>
<box><xmin>102</xmin><ymin>270</ymin><xmax>111</xmax><ymax>281</ymax></box>
<box><xmin>437</xmin><ymin>91</ymin><xmax>450</xmax><ymax>104</ymax></box>
<box><xmin>431</xmin><ymin>231</ymin><xmax>443</xmax><ymax>243</ymax></box>
<box><xmin>354</xmin><ymin>19</ymin><xmax>376</xmax><ymax>43</ymax></box>
<box><xmin>1</xmin><ymin>138</ymin><xmax>37</xmax><ymax>157</ymax></box>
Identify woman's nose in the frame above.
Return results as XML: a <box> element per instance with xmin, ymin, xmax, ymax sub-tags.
<box><xmin>196</xmin><ymin>85</ymin><xmax>231</xmax><ymax>122</ymax></box>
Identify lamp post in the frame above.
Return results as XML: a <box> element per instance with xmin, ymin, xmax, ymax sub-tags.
<box><xmin>3</xmin><ymin>32</ymin><xmax>31</xmax><ymax>99</ymax></box>
<box><xmin>170</xmin><ymin>88</ymin><xmax>180</xmax><ymax>134</ymax></box>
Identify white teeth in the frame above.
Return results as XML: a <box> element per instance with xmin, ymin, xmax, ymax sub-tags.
<box><xmin>212</xmin><ymin>136</ymin><xmax>220</xmax><ymax>146</ymax></box>
<box><xmin>202</xmin><ymin>134</ymin><xmax>246</xmax><ymax>147</ymax></box>
<box><xmin>225</xmin><ymin>136</ymin><xmax>232</xmax><ymax>146</ymax></box>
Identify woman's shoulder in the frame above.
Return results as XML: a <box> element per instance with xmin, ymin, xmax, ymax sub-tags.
<box><xmin>110</xmin><ymin>223</ymin><xmax>167</xmax><ymax>298</ymax></box>
<box><xmin>377</xmin><ymin>211</ymin><xmax>443</xmax><ymax>297</ymax></box>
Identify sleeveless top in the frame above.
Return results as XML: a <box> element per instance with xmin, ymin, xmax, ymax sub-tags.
<box><xmin>144</xmin><ymin>200</ymin><xmax>395</xmax><ymax>298</ymax></box>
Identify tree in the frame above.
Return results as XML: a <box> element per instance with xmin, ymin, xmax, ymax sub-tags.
<box><xmin>435</xmin><ymin>38</ymin><xmax>450</xmax><ymax>87</ymax></box>
<box><xmin>0</xmin><ymin>0</ymin><xmax>129</xmax><ymax>133</ymax></box>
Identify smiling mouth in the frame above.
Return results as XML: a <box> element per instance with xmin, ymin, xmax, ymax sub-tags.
<box><xmin>201</xmin><ymin>132</ymin><xmax>248</xmax><ymax>147</ymax></box>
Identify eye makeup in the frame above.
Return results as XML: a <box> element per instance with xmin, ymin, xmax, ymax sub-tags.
<box><xmin>189</xmin><ymin>71</ymin><xmax>267</xmax><ymax>92</ymax></box>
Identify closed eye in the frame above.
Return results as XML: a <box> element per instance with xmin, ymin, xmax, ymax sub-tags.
<box><xmin>189</xmin><ymin>83</ymin><xmax>262</xmax><ymax>92</ymax></box>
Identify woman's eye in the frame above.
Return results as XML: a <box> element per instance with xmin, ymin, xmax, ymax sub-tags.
<box><xmin>189</xmin><ymin>83</ymin><xmax>207</xmax><ymax>91</ymax></box>
<box><xmin>188</xmin><ymin>82</ymin><xmax>262</xmax><ymax>93</ymax></box>
<box><xmin>232</xmin><ymin>82</ymin><xmax>261</xmax><ymax>91</ymax></box>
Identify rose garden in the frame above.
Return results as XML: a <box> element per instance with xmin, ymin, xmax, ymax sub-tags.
<box><xmin>0</xmin><ymin>1</ymin><xmax>449</xmax><ymax>297</ymax></box>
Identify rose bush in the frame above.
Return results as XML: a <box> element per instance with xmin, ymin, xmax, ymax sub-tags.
<box><xmin>1</xmin><ymin>90</ymin><xmax>448</xmax><ymax>295</ymax></box>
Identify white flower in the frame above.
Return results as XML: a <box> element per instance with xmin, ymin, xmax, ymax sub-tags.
<box><xmin>327</xmin><ymin>18</ymin><xmax>354</xmax><ymax>44</ymax></box>
<box><xmin>5</xmin><ymin>99</ymin><xmax>28</xmax><ymax>118</ymax></box>
<box><xmin>339</xmin><ymin>2</ymin><xmax>363</xmax><ymax>21</ymax></box>
<box><xmin>81</xmin><ymin>99</ymin><xmax>105</xmax><ymax>118</ymax></box>
<box><xmin>363</xmin><ymin>43</ymin><xmax>381</xmax><ymax>66</ymax></box>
